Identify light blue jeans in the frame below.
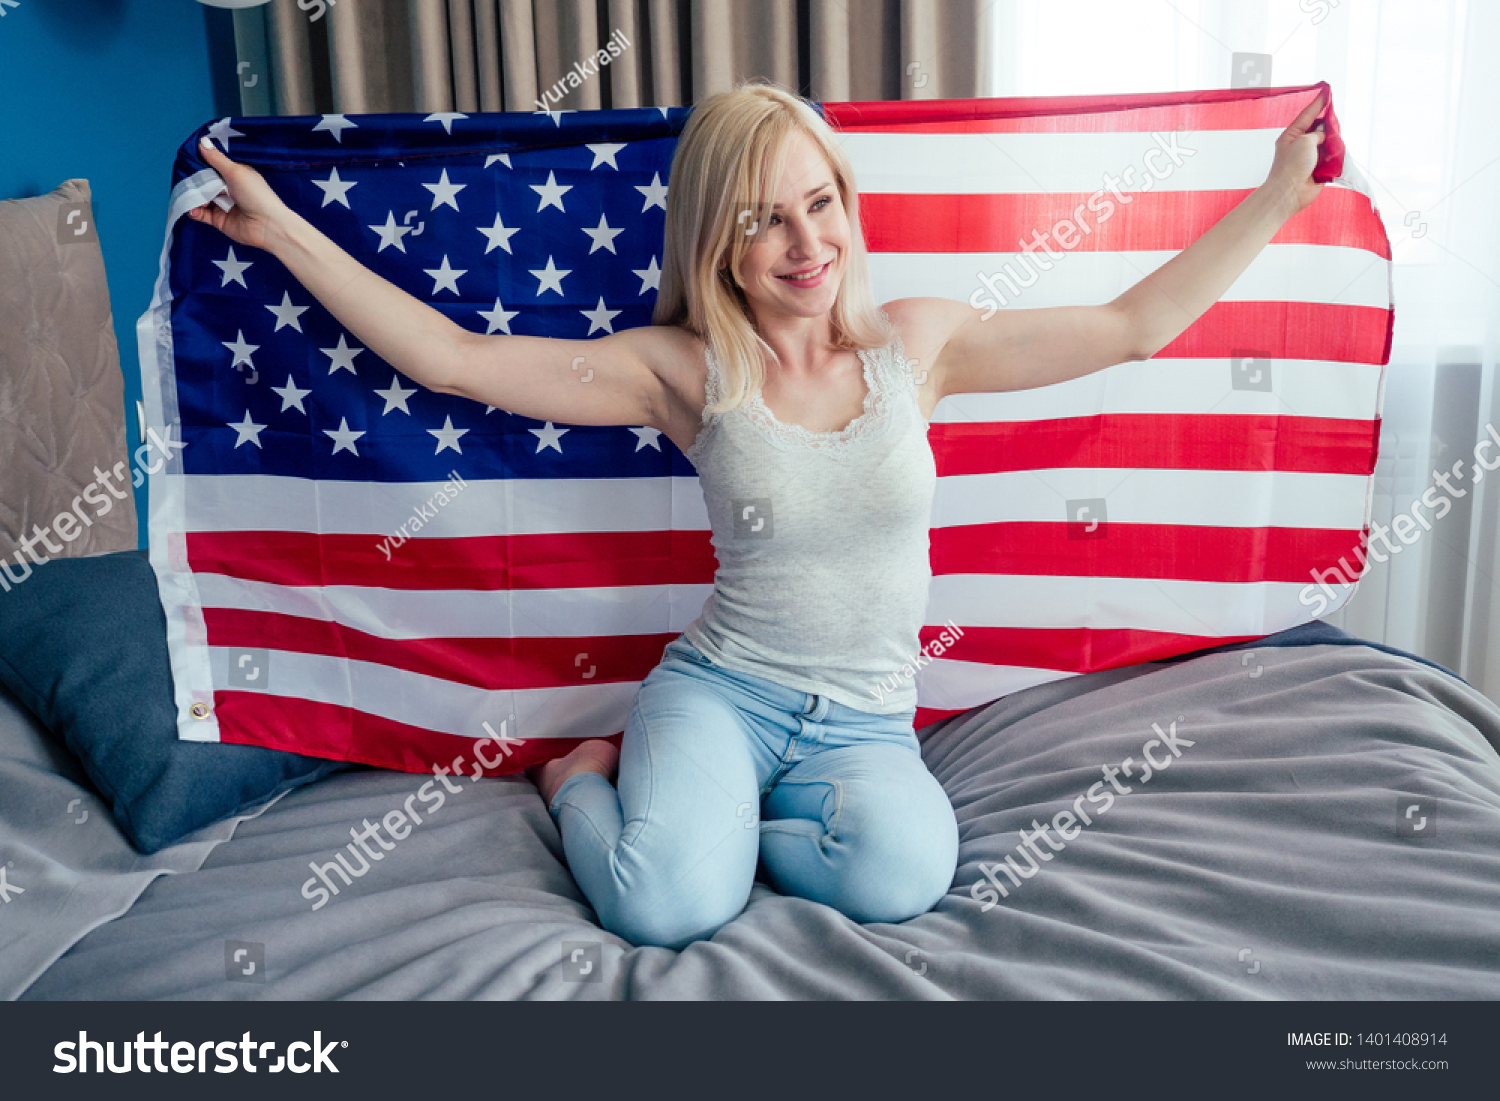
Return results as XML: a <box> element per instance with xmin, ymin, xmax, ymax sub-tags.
<box><xmin>547</xmin><ymin>635</ymin><xmax>960</xmax><ymax>948</ymax></box>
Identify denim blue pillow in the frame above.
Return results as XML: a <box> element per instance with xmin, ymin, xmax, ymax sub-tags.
<box><xmin>0</xmin><ymin>549</ymin><xmax>350</xmax><ymax>853</ymax></box>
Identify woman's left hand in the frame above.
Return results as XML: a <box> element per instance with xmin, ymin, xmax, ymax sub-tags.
<box><xmin>1263</xmin><ymin>88</ymin><xmax>1329</xmax><ymax>218</ymax></box>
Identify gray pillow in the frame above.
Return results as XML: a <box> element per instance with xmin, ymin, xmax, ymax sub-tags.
<box><xmin>0</xmin><ymin>178</ymin><xmax>137</xmax><ymax>565</ymax></box>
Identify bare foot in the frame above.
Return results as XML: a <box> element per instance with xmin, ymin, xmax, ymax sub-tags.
<box><xmin>527</xmin><ymin>739</ymin><xmax>620</xmax><ymax>806</ymax></box>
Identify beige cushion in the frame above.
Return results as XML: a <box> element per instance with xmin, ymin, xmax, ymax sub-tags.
<box><xmin>0</xmin><ymin>179</ymin><xmax>137</xmax><ymax>563</ymax></box>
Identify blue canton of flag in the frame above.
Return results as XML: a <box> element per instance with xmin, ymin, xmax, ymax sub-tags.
<box><xmin>171</xmin><ymin>107</ymin><xmax>687</xmax><ymax>484</ymax></box>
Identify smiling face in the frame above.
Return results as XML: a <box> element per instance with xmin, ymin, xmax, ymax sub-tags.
<box><xmin>724</xmin><ymin>129</ymin><xmax>852</xmax><ymax>331</ymax></box>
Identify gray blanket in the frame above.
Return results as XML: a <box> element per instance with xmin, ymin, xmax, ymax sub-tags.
<box><xmin>11</xmin><ymin>640</ymin><xmax>1500</xmax><ymax>999</ymax></box>
<box><xmin>0</xmin><ymin>695</ymin><xmax>286</xmax><ymax>1000</ymax></box>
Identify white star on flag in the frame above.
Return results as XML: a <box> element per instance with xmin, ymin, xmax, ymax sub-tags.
<box><xmin>582</xmin><ymin>214</ymin><xmax>624</xmax><ymax>254</ymax></box>
<box><xmin>530</xmin><ymin>171</ymin><xmax>572</xmax><ymax>212</ymax></box>
<box><xmin>313</xmin><ymin>115</ymin><xmax>358</xmax><ymax>142</ymax></box>
<box><xmin>529</xmin><ymin>422</ymin><xmax>569</xmax><ymax>453</ymax></box>
<box><xmin>424</xmin><ymin>112</ymin><xmax>469</xmax><ymax>134</ymax></box>
<box><xmin>477</xmin><ymin>214</ymin><xmax>520</xmax><ymax>254</ymax></box>
<box><xmin>223</xmin><ymin>331</ymin><xmax>259</xmax><ymax>369</ymax></box>
<box><xmin>313</xmin><ymin>167</ymin><xmax>357</xmax><ymax>208</ymax></box>
<box><xmin>423</xmin><ymin>169</ymin><xmax>466</xmax><ymax>211</ymax></box>
<box><xmin>428</xmin><ymin>415</ymin><xmax>469</xmax><ymax>455</ymax></box>
<box><xmin>478</xmin><ymin>298</ymin><xmax>519</xmax><ymax>334</ymax></box>
<box><xmin>424</xmin><ymin>255</ymin><xmax>467</xmax><ymax>295</ymax></box>
<box><xmin>629</xmin><ymin>427</ymin><xmax>662</xmax><ymax>451</ymax></box>
<box><xmin>208</xmin><ymin>117</ymin><xmax>245</xmax><ymax>150</ymax></box>
<box><xmin>485</xmin><ymin>154</ymin><xmax>512</xmax><ymax>169</ymax></box>
<box><xmin>213</xmin><ymin>246</ymin><xmax>253</xmax><ymax>288</ymax></box>
<box><xmin>265</xmin><ymin>291</ymin><xmax>309</xmax><ymax>332</ymax></box>
<box><xmin>272</xmin><ymin>375</ymin><xmax>311</xmax><ymax>414</ymax></box>
<box><xmin>586</xmin><ymin>143</ymin><xmax>628</xmax><ymax>169</ymax></box>
<box><xmin>635</xmin><ymin>172</ymin><xmax>669</xmax><ymax>212</ymax></box>
<box><xmin>229</xmin><ymin>410</ymin><xmax>267</xmax><ymax>449</ymax></box>
<box><xmin>368</xmin><ymin>211</ymin><xmax>415</xmax><ymax>252</ymax></box>
<box><xmin>530</xmin><ymin>256</ymin><xmax>571</xmax><ymax>296</ymax></box>
<box><xmin>375</xmin><ymin>375</ymin><xmax>418</xmax><ymax>415</ymax></box>
<box><xmin>632</xmin><ymin>256</ymin><xmax>662</xmax><ymax>293</ymax></box>
<box><xmin>323</xmin><ymin>418</ymin><xmax>365</xmax><ymax>456</ymax></box>
<box><xmin>533</xmin><ymin>109</ymin><xmax>570</xmax><ymax>127</ymax></box>
<box><xmin>321</xmin><ymin>334</ymin><xmax>364</xmax><ymax>375</ymax></box>
<box><xmin>581</xmin><ymin>297</ymin><xmax>622</xmax><ymax>335</ymax></box>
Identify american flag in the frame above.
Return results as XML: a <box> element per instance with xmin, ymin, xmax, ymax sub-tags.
<box><xmin>139</xmin><ymin>83</ymin><xmax>1388</xmax><ymax>773</ymax></box>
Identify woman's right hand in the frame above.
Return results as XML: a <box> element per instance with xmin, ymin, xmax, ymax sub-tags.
<box><xmin>186</xmin><ymin>136</ymin><xmax>292</xmax><ymax>253</ymax></box>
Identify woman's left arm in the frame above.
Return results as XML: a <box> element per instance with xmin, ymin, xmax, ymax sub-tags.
<box><xmin>1113</xmin><ymin>87</ymin><xmax>1328</xmax><ymax>360</ymax></box>
<box><xmin>907</xmin><ymin>88</ymin><xmax>1330</xmax><ymax>398</ymax></box>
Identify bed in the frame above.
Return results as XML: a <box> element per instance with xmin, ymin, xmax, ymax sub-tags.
<box><xmin>6</xmin><ymin>619</ymin><xmax>1500</xmax><ymax>1000</ymax></box>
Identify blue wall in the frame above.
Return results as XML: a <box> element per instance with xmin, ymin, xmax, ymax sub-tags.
<box><xmin>0</xmin><ymin>0</ymin><xmax>237</xmax><ymax>545</ymax></box>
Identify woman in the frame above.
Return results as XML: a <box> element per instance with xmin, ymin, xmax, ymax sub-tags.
<box><xmin>190</xmin><ymin>79</ymin><xmax>1327</xmax><ymax>948</ymax></box>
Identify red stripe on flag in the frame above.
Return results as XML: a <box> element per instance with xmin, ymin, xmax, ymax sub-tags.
<box><xmin>824</xmin><ymin>83</ymin><xmax>1330</xmax><ymax>135</ymax></box>
<box><xmin>1155</xmin><ymin>301</ymin><xmax>1389</xmax><ymax>363</ymax></box>
<box><xmin>931</xmin><ymin>413</ymin><xmax>1380</xmax><ymax>476</ymax></box>
<box><xmin>213</xmin><ymin>692</ymin><xmax>620</xmax><ymax>776</ymax></box>
<box><xmin>930</xmin><ymin>523</ymin><xmax>1369</xmax><ymax>583</ymax></box>
<box><xmin>202</xmin><ymin>607</ymin><xmax>677</xmax><ymax>690</ymax></box>
<box><xmin>917</xmin><ymin>624</ymin><xmax>1265</xmax><ymax>675</ymax></box>
<box><xmin>187</xmin><ymin>529</ymin><xmax>718</xmax><ymax>589</ymax></box>
<box><xmin>861</xmin><ymin>187</ymin><xmax>1389</xmax><ymax>258</ymax></box>
<box><xmin>910</xmin><ymin>622</ymin><xmax>1272</xmax><ymax>727</ymax></box>
<box><xmin>915</xmin><ymin>704</ymin><xmax>976</xmax><ymax>730</ymax></box>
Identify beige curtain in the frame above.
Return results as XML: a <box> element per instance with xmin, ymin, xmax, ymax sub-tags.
<box><xmin>236</xmin><ymin>0</ymin><xmax>991</xmax><ymax>116</ymax></box>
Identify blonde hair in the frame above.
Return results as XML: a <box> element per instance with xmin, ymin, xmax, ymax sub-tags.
<box><xmin>652</xmin><ymin>78</ymin><xmax>890</xmax><ymax>417</ymax></box>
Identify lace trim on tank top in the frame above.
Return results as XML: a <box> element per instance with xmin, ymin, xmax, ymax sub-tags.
<box><xmin>686</xmin><ymin>314</ymin><xmax>915</xmax><ymax>461</ymax></box>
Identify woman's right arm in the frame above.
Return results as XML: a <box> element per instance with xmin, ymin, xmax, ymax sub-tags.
<box><xmin>189</xmin><ymin>136</ymin><xmax>668</xmax><ymax>431</ymax></box>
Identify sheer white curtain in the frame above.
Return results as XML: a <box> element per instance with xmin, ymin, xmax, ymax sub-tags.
<box><xmin>988</xmin><ymin>0</ymin><xmax>1500</xmax><ymax>701</ymax></box>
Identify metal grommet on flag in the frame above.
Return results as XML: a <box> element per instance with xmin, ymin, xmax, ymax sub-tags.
<box><xmin>190</xmin><ymin>702</ymin><xmax>211</xmax><ymax>719</ymax></box>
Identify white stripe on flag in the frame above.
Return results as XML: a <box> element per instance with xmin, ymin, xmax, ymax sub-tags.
<box><xmin>191</xmin><ymin>570</ymin><xmax>1331</xmax><ymax>642</ymax></box>
<box><xmin>869</xmin><ymin>243</ymin><xmax>1389</xmax><ymax>310</ymax></box>
<box><xmin>931</xmin><ymin>359</ymin><xmax>1380</xmax><ymax>424</ymax></box>
<box><xmin>205</xmin><ymin>647</ymin><xmax>635</xmax><ymax>741</ymax></box>
<box><xmin>931</xmin><ymin>468</ymin><xmax>1371</xmax><ymax>529</ymax></box>
<box><xmin>174</xmin><ymin>459</ymin><xmax>1370</xmax><ymax>542</ymax></box>
<box><xmin>175</xmin><ymin>474</ymin><xmax>711</xmax><ymax>536</ymax></box>
<box><xmin>194</xmin><ymin>573</ymin><xmax>714</xmax><ymax>640</ymax></box>
<box><xmin>925</xmin><ymin>574</ymin><xmax>1330</xmax><ymax>635</ymax></box>
<box><xmin>838</xmin><ymin>129</ymin><xmax>1281</xmax><ymax>193</ymax></box>
<box><xmin>911</xmin><ymin>658</ymin><xmax>1081</xmax><ymax>711</ymax></box>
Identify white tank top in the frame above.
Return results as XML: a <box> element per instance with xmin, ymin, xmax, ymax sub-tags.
<box><xmin>681</xmin><ymin>313</ymin><xmax>936</xmax><ymax>715</ymax></box>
